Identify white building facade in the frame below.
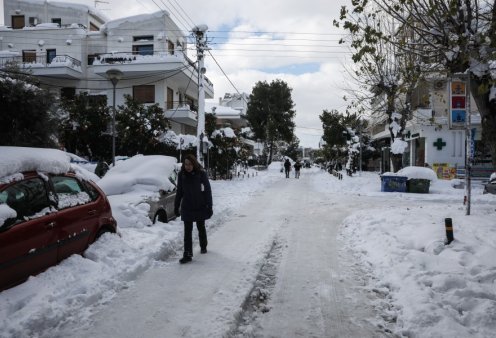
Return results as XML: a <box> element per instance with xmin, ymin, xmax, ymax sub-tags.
<box><xmin>369</xmin><ymin>77</ymin><xmax>489</xmax><ymax>178</ymax></box>
<box><xmin>1</xmin><ymin>0</ymin><xmax>214</xmax><ymax>136</ymax></box>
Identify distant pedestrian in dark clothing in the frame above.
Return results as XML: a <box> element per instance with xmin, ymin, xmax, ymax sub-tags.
<box><xmin>174</xmin><ymin>154</ymin><xmax>213</xmax><ymax>264</ymax></box>
<box><xmin>294</xmin><ymin>160</ymin><xmax>302</xmax><ymax>178</ymax></box>
<box><xmin>284</xmin><ymin>158</ymin><xmax>291</xmax><ymax>178</ymax></box>
<box><xmin>94</xmin><ymin>160</ymin><xmax>109</xmax><ymax>177</ymax></box>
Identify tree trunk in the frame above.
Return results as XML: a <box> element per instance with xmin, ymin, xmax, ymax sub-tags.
<box><xmin>484</xmin><ymin>112</ymin><xmax>496</xmax><ymax>168</ymax></box>
<box><xmin>470</xmin><ymin>77</ymin><xmax>496</xmax><ymax>167</ymax></box>
<box><xmin>391</xmin><ymin>154</ymin><xmax>403</xmax><ymax>173</ymax></box>
<box><xmin>268</xmin><ymin>139</ymin><xmax>274</xmax><ymax>164</ymax></box>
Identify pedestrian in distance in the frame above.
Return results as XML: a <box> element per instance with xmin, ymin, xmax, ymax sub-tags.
<box><xmin>174</xmin><ymin>154</ymin><xmax>213</xmax><ymax>264</ymax></box>
<box><xmin>294</xmin><ymin>160</ymin><xmax>302</xmax><ymax>179</ymax></box>
<box><xmin>94</xmin><ymin>159</ymin><xmax>109</xmax><ymax>178</ymax></box>
<box><xmin>284</xmin><ymin>158</ymin><xmax>291</xmax><ymax>178</ymax></box>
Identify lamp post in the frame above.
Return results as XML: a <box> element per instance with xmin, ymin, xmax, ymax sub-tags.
<box><xmin>106</xmin><ymin>69</ymin><xmax>123</xmax><ymax>167</ymax></box>
<box><xmin>256</xmin><ymin>138</ymin><xmax>261</xmax><ymax>171</ymax></box>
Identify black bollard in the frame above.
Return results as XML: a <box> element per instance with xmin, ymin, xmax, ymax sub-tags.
<box><xmin>445</xmin><ymin>218</ymin><xmax>454</xmax><ymax>245</ymax></box>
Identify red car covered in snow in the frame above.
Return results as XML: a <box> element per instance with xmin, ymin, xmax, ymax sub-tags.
<box><xmin>0</xmin><ymin>149</ymin><xmax>117</xmax><ymax>291</ymax></box>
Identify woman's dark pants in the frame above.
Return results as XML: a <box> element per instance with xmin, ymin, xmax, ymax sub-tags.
<box><xmin>183</xmin><ymin>221</ymin><xmax>207</xmax><ymax>256</ymax></box>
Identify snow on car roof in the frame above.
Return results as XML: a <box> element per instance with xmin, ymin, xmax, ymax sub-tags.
<box><xmin>97</xmin><ymin>154</ymin><xmax>177</xmax><ymax>195</ymax></box>
<box><xmin>0</xmin><ymin>146</ymin><xmax>71</xmax><ymax>179</ymax></box>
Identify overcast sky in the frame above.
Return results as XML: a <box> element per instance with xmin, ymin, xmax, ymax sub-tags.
<box><xmin>1</xmin><ymin>0</ymin><xmax>354</xmax><ymax>148</ymax></box>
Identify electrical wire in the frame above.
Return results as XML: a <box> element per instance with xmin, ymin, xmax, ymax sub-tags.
<box><xmin>207</xmin><ymin>49</ymin><xmax>246</xmax><ymax>104</ymax></box>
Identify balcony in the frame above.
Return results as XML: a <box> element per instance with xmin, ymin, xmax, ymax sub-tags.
<box><xmin>165</xmin><ymin>104</ymin><xmax>198</xmax><ymax>127</ymax></box>
<box><xmin>91</xmin><ymin>51</ymin><xmax>214</xmax><ymax>99</ymax></box>
<box><xmin>0</xmin><ymin>54</ymin><xmax>83</xmax><ymax>79</ymax></box>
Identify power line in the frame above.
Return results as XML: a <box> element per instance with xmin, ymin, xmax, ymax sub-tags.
<box><xmin>162</xmin><ymin>0</ymin><xmax>196</xmax><ymax>32</ymax></box>
<box><xmin>208</xmin><ymin>30</ymin><xmax>345</xmax><ymax>36</ymax></box>
<box><xmin>207</xmin><ymin>49</ymin><xmax>246</xmax><ymax>104</ymax></box>
<box><xmin>168</xmin><ymin>0</ymin><xmax>196</xmax><ymax>28</ymax></box>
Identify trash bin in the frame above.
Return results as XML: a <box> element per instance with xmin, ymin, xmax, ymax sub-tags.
<box><xmin>407</xmin><ymin>179</ymin><xmax>430</xmax><ymax>193</ymax></box>
<box><xmin>381</xmin><ymin>175</ymin><xmax>408</xmax><ymax>192</ymax></box>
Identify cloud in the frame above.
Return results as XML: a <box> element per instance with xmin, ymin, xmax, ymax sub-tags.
<box><xmin>1</xmin><ymin>0</ymin><xmax>354</xmax><ymax>148</ymax></box>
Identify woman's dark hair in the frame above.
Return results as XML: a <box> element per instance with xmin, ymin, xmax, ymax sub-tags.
<box><xmin>181</xmin><ymin>154</ymin><xmax>203</xmax><ymax>172</ymax></box>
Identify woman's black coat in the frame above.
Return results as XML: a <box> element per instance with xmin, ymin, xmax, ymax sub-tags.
<box><xmin>174</xmin><ymin>169</ymin><xmax>213</xmax><ymax>222</ymax></box>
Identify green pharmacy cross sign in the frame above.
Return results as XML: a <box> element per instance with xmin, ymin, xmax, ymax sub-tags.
<box><xmin>433</xmin><ymin>138</ymin><xmax>446</xmax><ymax>150</ymax></box>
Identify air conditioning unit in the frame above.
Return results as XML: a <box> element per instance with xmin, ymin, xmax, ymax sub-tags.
<box><xmin>434</xmin><ymin>80</ymin><xmax>446</xmax><ymax>90</ymax></box>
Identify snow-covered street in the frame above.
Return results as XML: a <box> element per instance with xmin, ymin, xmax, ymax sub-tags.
<box><xmin>1</xmin><ymin>165</ymin><xmax>495</xmax><ymax>338</ymax></box>
<box><xmin>64</xmin><ymin>170</ymin><xmax>386</xmax><ymax>338</ymax></box>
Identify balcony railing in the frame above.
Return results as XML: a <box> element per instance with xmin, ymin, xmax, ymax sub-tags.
<box><xmin>0</xmin><ymin>54</ymin><xmax>82</xmax><ymax>71</ymax></box>
<box><xmin>91</xmin><ymin>50</ymin><xmax>184</xmax><ymax>65</ymax></box>
<box><xmin>91</xmin><ymin>51</ymin><xmax>212</xmax><ymax>87</ymax></box>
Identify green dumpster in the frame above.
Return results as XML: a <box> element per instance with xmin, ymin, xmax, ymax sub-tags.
<box><xmin>407</xmin><ymin>179</ymin><xmax>430</xmax><ymax>193</ymax></box>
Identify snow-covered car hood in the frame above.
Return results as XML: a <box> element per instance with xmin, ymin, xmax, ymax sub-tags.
<box><xmin>97</xmin><ymin>155</ymin><xmax>177</xmax><ymax>196</ymax></box>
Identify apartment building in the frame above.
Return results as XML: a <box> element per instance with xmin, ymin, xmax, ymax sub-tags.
<box><xmin>1</xmin><ymin>0</ymin><xmax>214</xmax><ymax>136</ymax></box>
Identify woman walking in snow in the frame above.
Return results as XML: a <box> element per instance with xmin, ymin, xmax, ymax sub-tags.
<box><xmin>174</xmin><ymin>154</ymin><xmax>213</xmax><ymax>264</ymax></box>
<box><xmin>294</xmin><ymin>160</ymin><xmax>302</xmax><ymax>179</ymax></box>
<box><xmin>284</xmin><ymin>158</ymin><xmax>292</xmax><ymax>178</ymax></box>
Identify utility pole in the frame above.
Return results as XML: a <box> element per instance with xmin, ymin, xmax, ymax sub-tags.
<box><xmin>465</xmin><ymin>74</ymin><xmax>472</xmax><ymax>215</ymax></box>
<box><xmin>192</xmin><ymin>24</ymin><xmax>208</xmax><ymax>165</ymax></box>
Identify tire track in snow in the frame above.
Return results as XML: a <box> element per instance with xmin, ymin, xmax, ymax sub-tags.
<box><xmin>225</xmin><ymin>234</ymin><xmax>285</xmax><ymax>338</ymax></box>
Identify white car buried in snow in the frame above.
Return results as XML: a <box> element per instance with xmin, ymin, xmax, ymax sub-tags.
<box><xmin>97</xmin><ymin>154</ymin><xmax>179</xmax><ymax>224</ymax></box>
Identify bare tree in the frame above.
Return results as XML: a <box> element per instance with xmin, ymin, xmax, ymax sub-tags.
<box><xmin>338</xmin><ymin>0</ymin><xmax>496</xmax><ymax>167</ymax></box>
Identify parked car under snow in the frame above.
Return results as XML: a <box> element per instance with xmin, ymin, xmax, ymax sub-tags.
<box><xmin>483</xmin><ymin>172</ymin><xmax>496</xmax><ymax>195</ymax></box>
<box><xmin>0</xmin><ymin>147</ymin><xmax>117</xmax><ymax>291</ymax></box>
<box><xmin>97</xmin><ymin>155</ymin><xmax>179</xmax><ymax>224</ymax></box>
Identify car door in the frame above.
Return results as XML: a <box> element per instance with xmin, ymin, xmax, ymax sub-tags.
<box><xmin>0</xmin><ymin>176</ymin><xmax>58</xmax><ymax>290</ymax></box>
<box><xmin>51</xmin><ymin>175</ymin><xmax>101</xmax><ymax>261</ymax></box>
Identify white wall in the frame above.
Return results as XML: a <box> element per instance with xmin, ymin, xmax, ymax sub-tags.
<box><xmin>412</xmin><ymin>126</ymin><xmax>466</xmax><ymax>167</ymax></box>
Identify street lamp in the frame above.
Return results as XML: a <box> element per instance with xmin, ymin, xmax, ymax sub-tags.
<box><xmin>106</xmin><ymin>69</ymin><xmax>123</xmax><ymax>167</ymax></box>
<box><xmin>256</xmin><ymin>138</ymin><xmax>261</xmax><ymax>171</ymax></box>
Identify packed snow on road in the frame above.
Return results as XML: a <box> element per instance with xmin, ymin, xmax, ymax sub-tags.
<box><xmin>1</xmin><ymin>161</ymin><xmax>495</xmax><ymax>338</ymax></box>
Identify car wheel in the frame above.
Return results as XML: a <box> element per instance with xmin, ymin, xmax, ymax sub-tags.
<box><xmin>154</xmin><ymin>210</ymin><xmax>168</xmax><ymax>224</ymax></box>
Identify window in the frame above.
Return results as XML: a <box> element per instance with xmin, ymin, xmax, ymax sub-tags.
<box><xmin>46</xmin><ymin>49</ymin><xmax>56</xmax><ymax>64</ymax></box>
<box><xmin>89</xmin><ymin>22</ymin><xmax>99</xmax><ymax>31</ymax></box>
<box><xmin>22</xmin><ymin>50</ymin><xmax>37</xmax><ymax>63</ymax></box>
<box><xmin>168</xmin><ymin>40</ymin><xmax>175</xmax><ymax>55</ymax></box>
<box><xmin>12</xmin><ymin>15</ymin><xmax>25</xmax><ymax>29</ymax></box>
<box><xmin>3</xmin><ymin>178</ymin><xmax>50</xmax><ymax>224</ymax></box>
<box><xmin>28</xmin><ymin>17</ymin><xmax>38</xmax><ymax>26</ymax></box>
<box><xmin>83</xmin><ymin>182</ymin><xmax>100</xmax><ymax>201</ymax></box>
<box><xmin>185</xmin><ymin>95</ymin><xmax>196</xmax><ymax>111</ymax></box>
<box><xmin>133</xmin><ymin>85</ymin><xmax>155</xmax><ymax>104</ymax></box>
<box><xmin>167</xmin><ymin>87</ymin><xmax>174</xmax><ymax>109</ymax></box>
<box><xmin>133</xmin><ymin>35</ymin><xmax>153</xmax><ymax>42</ymax></box>
<box><xmin>51</xmin><ymin>18</ymin><xmax>62</xmax><ymax>27</ymax></box>
<box><xmin>88</xmin><ymin>54</ymin><xmax>98</xmax><ymax>65</ymax></box>
<box><xmin>132</xmin><ymin>44</ymin><xmax>154</xmax><ymax>56</ymax></box>
<box><xmin>52</xmin><ymin>176</ymin><xmax>90</xmax><ymax>209</ymax></box>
